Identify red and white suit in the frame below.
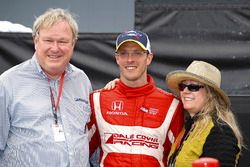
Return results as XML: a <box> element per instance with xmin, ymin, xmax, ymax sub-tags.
<box><xmin>88</xmin><ymin>75</ymin><xmax>184</xmax><ymax>167</ymax></box>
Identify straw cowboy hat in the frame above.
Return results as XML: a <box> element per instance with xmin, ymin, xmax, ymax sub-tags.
<box><xmin>166</xmin><ymin>60</ymin><xmax>230</xmax><ymax>105</ymax></box>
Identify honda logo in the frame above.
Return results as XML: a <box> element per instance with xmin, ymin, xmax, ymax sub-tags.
<box><xmin>112</xmin><ymin>101</ymin><xmax>124</xmax><ymax>111</ymax></box>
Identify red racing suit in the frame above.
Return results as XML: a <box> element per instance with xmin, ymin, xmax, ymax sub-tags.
<box><xmin>88</xmin><ymin>75</ymin><xmax>184</xmax><ymax>167</ymax></box>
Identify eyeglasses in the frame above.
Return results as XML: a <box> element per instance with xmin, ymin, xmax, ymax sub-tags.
<box><xmin>116</xmin><ymin>51</ymin><xmax>147</xmax><ymax>58</ymax></box>
<box><xmin>178</xmin><ymin>83</ymin><xmax>205</xmax><ymax>92</ymax></box>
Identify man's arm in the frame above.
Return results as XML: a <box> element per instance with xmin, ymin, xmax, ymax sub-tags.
<box><xmin>0</xmin><ymin>82</ymin><xmax>10</xmax><ymax>153</ymax></box>
<box><xmin>167</xmin><ymin>99</ymin><xmax>184</xmax><ymax>149</ymax></box>
<box><xmin>87</xmin><ymin>92</ymin><xmax>101</xmax><ymax>159</ymax></box>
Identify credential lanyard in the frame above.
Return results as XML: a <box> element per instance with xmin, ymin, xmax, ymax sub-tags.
<box><xmin>48</xmin><ymin>72</ymin><xmax>65</xmax><ymax>125</ymax></box>
<box><xmin>168</xmin><ymin>128</ymin><xmax>186</xmax><ymax>167</ymax></box>
<box><xmin>168</xmin><ymin>124</ymin><xmax>195</xmax><ymax>167</ymax></box>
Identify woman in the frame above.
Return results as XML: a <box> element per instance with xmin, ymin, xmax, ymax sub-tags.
<box><xmin>166</xmin><ymin>60</ymin><xmax>244</xmax><ymax>167</ymax></box>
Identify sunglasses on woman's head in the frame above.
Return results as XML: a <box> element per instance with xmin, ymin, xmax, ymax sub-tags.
<box><xmin>178</xmin><ymin>83</ymin><xmax>205</xmax><ymax>92</ymax></box>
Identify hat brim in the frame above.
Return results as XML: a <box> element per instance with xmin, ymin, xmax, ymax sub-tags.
<box><xmin>115</xmin><ymin>39</ymin><xmax>147</xmax><ymax>52</ymax></box>
<box><xmin>166</xmin><ymin>70</ymin><xmax>230</xmax><ymax>106</ymax></box>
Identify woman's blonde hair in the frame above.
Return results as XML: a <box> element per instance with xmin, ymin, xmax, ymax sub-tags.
<box><xmin>195</xmin><ymin>85</ymin><xmax>245</xmax><ymax>150</ymax></box>
<box><xmin>32</xmin><ymin>8</ymin><xmax>78</xmax><ymax>40</ymax></box>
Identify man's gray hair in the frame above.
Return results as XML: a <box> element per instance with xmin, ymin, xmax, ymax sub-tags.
<box><xmin>32</xmin><ymin>8</ymin><xmax>78</xmax><ymax>40</ymax></box>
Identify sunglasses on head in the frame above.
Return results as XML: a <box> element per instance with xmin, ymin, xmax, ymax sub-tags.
<box><xmin>178</xmin><ymin>83</ymin><xmax>205</xmax><ymax>92</ymax></box>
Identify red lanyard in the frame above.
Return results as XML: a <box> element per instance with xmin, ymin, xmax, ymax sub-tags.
<box><xmin>169</xmin><ymin>123</ymin><xmax>195</xmax><ymax>167</ymax></box>
<box><xmin>48</xmin><ymin>71</ymin><xmax>65</xmax><ymax>124</ymax></box>
<box><xmin>174</xmin><ymin>128</ymin><xmax>186</xmax><ymax>152</ymax></box>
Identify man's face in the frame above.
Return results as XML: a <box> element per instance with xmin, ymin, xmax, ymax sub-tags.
<box><xmin>115</xmin><ymin>42</ymin><xmax>153</xmax><ymax>87</ymax></box>
<box><xmin>34</xmin><ymin>21</ymin><xmax>75</xmax><ymax>79</ymax></box>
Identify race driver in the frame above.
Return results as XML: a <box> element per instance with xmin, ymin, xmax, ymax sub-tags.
<box><xmin>88</xmin><ymin>30</ymin><xmax>184</xmax><ymax>167</ymax></box>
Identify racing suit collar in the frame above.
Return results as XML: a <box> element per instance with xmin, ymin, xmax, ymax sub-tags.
<box><xmin>117</xmin><ymin>75</ymin><xmax>156</xmax><ymax>97</ymax></box>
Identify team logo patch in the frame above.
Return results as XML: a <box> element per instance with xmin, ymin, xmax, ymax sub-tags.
<box><xmin>104</xmin><ymin>133</ymin><xmax>159</xmax><ymax>149</ymax></box>
<box><xmin>106</xmin><ymin>100</ymin><xmax>128</xmax><ymax>116</ymax></box>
